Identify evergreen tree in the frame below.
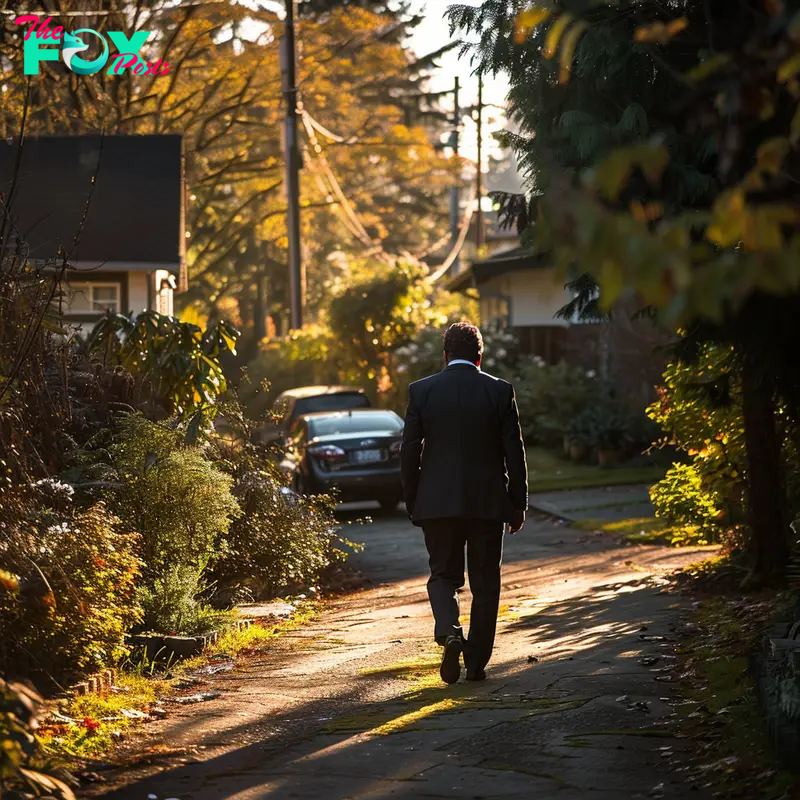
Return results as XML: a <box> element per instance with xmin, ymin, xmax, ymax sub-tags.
<box><xmin>449</xmin><ymin>0</ymin><xmax>800</xmax><ymax>582</ymax></box>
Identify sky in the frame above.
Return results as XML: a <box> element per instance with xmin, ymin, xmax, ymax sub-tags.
<box><xmin>406</xmin><ymin>0</ymin><xmax>517</xmax><ymax>189</ymax></box>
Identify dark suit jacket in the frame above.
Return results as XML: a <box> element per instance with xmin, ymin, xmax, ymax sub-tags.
<box><xmin>401</xmin><ymin>362</ymin><xmax>528</xmax><ymax>525</ymax></box>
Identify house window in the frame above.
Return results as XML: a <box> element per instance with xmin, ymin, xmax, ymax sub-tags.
<box><xmin>65</xmin><ymin>282</ymin><xmax>120</xmax><ymax>314</ymax></box>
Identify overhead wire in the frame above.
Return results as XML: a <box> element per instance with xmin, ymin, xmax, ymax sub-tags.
<box><xmin>299</xmin><ymin>106</ymin><xmax>474</xmax><ymax>275</ymax></box>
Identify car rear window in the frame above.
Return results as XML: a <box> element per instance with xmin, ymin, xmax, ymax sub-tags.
<box><xmin>294</xmin><ymin>393</ymin><xmax>370</xmax><ymax>417</ymax></box>
<box><xmin>309</xmin><ymin>412</ymin><xmax>403</xmax><ymax>436</ymax></box>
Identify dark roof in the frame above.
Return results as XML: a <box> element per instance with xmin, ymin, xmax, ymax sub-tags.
<box><xmin>447</xmin><ymin>246</ymin><xmax>550</xmax><ymax>293</ymax></box>
<box><xmin>0</xmin><ymin>135</ymin><xmax>184</xmax><ymax>271</ymax></box>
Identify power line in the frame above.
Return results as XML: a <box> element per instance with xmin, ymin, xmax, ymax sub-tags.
<box><xmin>300</xmin><ymin>106</ymin><xmax>377</xmax><ymax>249</ymax></box>
<box><xmin>426</xmin><ymin>199</ymin><xmax>475</xmax><ymax>284</ymax></box>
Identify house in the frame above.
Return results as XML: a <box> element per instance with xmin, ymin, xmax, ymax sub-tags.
<box><xmin>446</xmin><ymin>244</ymin><xmax>668</xmax><ymax>407</ymax></box>
<box><xmin>0</xmin><ymin>134</ymin><xmax>185</xmax><ymax>334</ymax></box>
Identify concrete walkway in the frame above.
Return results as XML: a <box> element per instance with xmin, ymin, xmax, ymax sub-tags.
<box><xmin>90</xmin><ymin>505</ymin><xmax>714</xmax><ymax>800</ymax></box>
<box><xmin>529</xmin><ymin>484</ymin><xmax>654</xmax><ymax>522</ymax></box>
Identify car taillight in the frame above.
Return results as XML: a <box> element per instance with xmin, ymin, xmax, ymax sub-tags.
<box><xmin>389</xmin><ymin>441</ymin><xmax>402</xmax><ymax>455</ymax></box>
<box><xmin>308</xmin><ymin>444</ymin><xmax>345</xmax><ymax>460</ymax></box>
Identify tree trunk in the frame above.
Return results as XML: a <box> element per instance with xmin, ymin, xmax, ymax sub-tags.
<box><xmin>740</xmin><ymin>356</ymin><xmax>789</xmax><ymax>584</ymax></box>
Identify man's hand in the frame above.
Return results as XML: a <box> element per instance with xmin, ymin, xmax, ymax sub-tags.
<box><xmin>509</xmin><ymin>510</ymin><xmax>526</xmax><ymax>535</ymax></box>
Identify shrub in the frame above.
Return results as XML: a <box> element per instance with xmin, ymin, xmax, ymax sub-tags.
<box><xmin>108</xmin><ymin>414</ymin><xmax>241</xmax><ymax>585</ymax></box>
<box><xmin>567</xmin><ymin>400</ymin><xmax>636</xmax><ymax>451</ymax></box>
<box><xmin>0</xmin><ymin>483</ymin><xmax>141</xmax><ymax>682</ymax></box>
<box><xmin>650</xmin><ymin>463</ymin><xmax>724</xmax><ymax>546</ymax></box>
<box><xmin>242</xmin><ymin>324</ymin><xmax>340</xmax><ymax>419</ymax></box>
<box><xmin>647</xmin><ymin>343</ymin><xmax>748</xmax><ymax>544</ymax></box>
<box><xmin>84</xmin><ymin>311</ymin><xmax>239</xmax><ymax>421</ymax></box>
<box><xmin>210</xmin><ymin>471</ymin><xmax>353</xmax><ymax>599</ymax></box>
<box><xmin>136</xmin><ymin>566</ymin><xmax>228</xmax><ymax>635</ymax></box>
<box><xmin>512</xmin><ymin>359</ymin><xmax>601</xmax><ymax>446</ymax></box>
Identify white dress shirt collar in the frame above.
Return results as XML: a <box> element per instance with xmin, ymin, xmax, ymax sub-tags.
<box><xmin>447</xmin><ymin>359</ymin><xmax>480</xmax><ymax>369</ymax></box>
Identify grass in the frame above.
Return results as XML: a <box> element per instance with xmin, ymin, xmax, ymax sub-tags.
<box><xmin>39</xmin><ymin>601</ymin><xmax>320</xmax><ymax>760</ymax></box>
<box><xmin>527</xmin><ymin>447</ymin><xmax>666</xmax><ymax>493</ymax></box>
<box><xmin>39</xmin><ymin>672</ymin><xmax>166</xmax><ymax>758</ymax></box>
<box><xmin>572</xmin><ymin>516</ymin><xmax>673</xmax><ymax>545</ymax></box>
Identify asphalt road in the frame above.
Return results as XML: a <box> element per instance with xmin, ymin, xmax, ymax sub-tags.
<box><xmin>92</xmin><ymin>502</ymin><xmax>716</xmax><ymax>800</ymax></box>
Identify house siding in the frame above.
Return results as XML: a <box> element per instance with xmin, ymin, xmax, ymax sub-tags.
<box><xmin>129</xmin><ymin>272</ymin><xmax>149</xmax><ymax>314</ymax></box>
<box><xmin>509</xmin><ymin>269</ymin><xmax>571</xmax><ymax>328</ymax></box>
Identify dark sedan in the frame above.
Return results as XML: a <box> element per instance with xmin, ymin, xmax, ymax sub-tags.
<box><xmin>282</xmin><ymin>409</ymin><xmax>404</xmax><ymax>510</ymax></box>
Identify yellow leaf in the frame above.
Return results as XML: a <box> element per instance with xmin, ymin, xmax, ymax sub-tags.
<box><xmin>638</xmin><ymin>144</ymin><xmax>670</xmax><ymax>186</ymax></box>
<box><xmin>542</xmin><ymin>13</ymin><xmax>574</xmax><ymax>59</ymax></box>
<box><xmin>558</xmin><ymin>20</ymin><xmax>588</xmax><ymax>83</ymax></box>
<box><xmin>778</xmin><ymin>52</ymin><xmax>800</xmax><ymax>82</ymax></box>
<box><xmin>745</xmin><ymin>205</ymin><xmax>797</xmax><ymax>252</ymax></box>
<box><xmin>634</xmin><ymin>17</ymin><xmax>687</xmax><ymax>44</ymax></box>
<box><xmin>593</xmin><ymin>150</ymin><xmax>633</xmax><ymax>200</ymax></box>
<box><xmin>514</xmin><ymin>6</ymin><xmax>552</xmax><ymax>44</ymax></box>
<box><xmin>757</xmin><ymin>137</ymin><xmax>790</xmax><ymax>176</ymax></box>
<box><xmin>599</xmin><ymin>259</ymin><xmax>623</xmax><ymax>308</ymax></box>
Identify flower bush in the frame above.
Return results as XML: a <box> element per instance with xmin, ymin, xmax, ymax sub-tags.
<box><xmin>0</xmin><ymin>482</ymin><xmax>141</xmax><ymax>682</ymax></box>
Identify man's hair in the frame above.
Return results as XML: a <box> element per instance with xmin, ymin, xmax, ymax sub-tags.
<box><xmin>443</xmin><ymin>322</ymin><xmax>484</xmax><ymax>364</ymax></box>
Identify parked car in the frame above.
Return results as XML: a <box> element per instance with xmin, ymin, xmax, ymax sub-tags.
<box><xmin>259</xmin><ymin>385</ymin><xmax>371</xmax><ymax>445</ymax></box>
<box><xmin>282</xmin><ymin>408</ymin><xmax>404</xmax><ymax>510</ymax></box>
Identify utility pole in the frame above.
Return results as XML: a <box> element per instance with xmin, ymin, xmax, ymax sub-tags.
<box><xmin>475</xmin><ymin>74</ymin><xmax>485</xmax><ymax>251</ymax></box>
<box><xmin>448</xmin><ymin>77</ymin><xmax>460</xmax><ymax>275</ymax></box>
<box><xmin>280</xmin><ymin>0</ymin><xmax>303</xmax><ymax>330</ymax></box>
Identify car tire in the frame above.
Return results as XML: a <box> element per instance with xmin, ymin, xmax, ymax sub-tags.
<box><xmin>293</xmin><ymin>472</ymin><xmax>307</xmax><ymax>496</ymax></box>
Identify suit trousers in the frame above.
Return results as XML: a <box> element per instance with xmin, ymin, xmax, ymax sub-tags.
<box><xmin>422</xmin><ymin>518</ymin><xmax>505</xmax><ymax>672</ymax></box>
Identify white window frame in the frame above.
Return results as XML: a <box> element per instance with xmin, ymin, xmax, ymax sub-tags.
<box><xmin>64</xmin><ymin>281</ymin><xmax>121</xmax><ymax>315</ymax></box>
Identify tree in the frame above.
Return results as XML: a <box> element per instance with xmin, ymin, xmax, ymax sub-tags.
<box><xmin>0</xmin><ymin>1</ymin><xmax>456</xmax><ymax>350</ymax></box>
<box><xmin>449</xmin><ymin>0</ymin><xmax>800</xmax><ymax>582</ymax></box>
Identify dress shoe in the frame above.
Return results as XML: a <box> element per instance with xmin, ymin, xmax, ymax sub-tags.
<box><xmin>439</xmin><ymin>635</ymin><xmax>462</xmax><ymax>684</ymax></box>
<box><xmin>465</xmin><ymin>667</ymin><xmax>486</xmax><ymax>681</ymax></box>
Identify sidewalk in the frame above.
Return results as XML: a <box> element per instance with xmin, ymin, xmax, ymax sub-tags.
<box><xmin>529</xmin><ymin>484</ymin><xmax>654</xmax><ymax>522</ymax></box>
<box><xmin>91</xmin><ymin>508</ymin><xmax>714</xmax><ymax>800</ymax></box>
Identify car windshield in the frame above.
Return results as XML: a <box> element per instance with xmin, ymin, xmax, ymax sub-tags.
<box><xmin>309</xmin><ymin>412</ymin><xmax>403</xmax><ymax>437</ymax></box>
<box><xmin>294</xmin><ymin>393</ymin><xmax>370</xmax><ymax>417</ymax></box>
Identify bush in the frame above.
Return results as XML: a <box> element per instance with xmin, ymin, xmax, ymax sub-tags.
<box><xmin>84</xmin><ymin>311</ymin><xmax>239</xmax><ymax>421</ymax></box>
<box><xmin>242</xmin><ymin>324</ymin><xmax>340</xmax><ymax>419</ymax></box>
<box><xmin>74</xmin><ymin>413</ymin><xmax>242</xmax><ymax>633</ymax></box>
<box><xmin>136</xmin><ymin>566</ymin><xmax>227</xmax><ymax>636</ymax></box>
<box><xmin>647</xmin><ymin>343</ymin><xmax>748</xmax><ymax>545</ymax></box>
<box><xmin>210</xmin><ymin>471</ymin><xmax>354</xmax><ymax>599</ymax></box>
<box><xmin>511</xmin><ymin>359</ymin><xmax>601</xmax><ymax>446</ymax></box>
<box><xmin>0</xmin><ymin>483</ymin><xmax>141</xmax><ymax>682</ymax></box>
<box><xmin>108</xmin><ymin>414</ymin><xmax>241</xmax><ymax>585</ymax></box>
<box><xmin>650</xmin><ymin>462</ymin><xmax>724</xmax><ymax>546</ymax></box>
<box><xmin>567</xmin><ymin>400</ymin><xmax>636</xmax><ymax>451</ymax></box>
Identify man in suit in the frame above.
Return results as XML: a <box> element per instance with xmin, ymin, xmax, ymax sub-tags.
<box><xmin>401</xmin><ymin>322</ymin><xmax>528</xmax><ymax>684</ymax></box>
